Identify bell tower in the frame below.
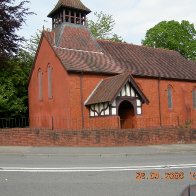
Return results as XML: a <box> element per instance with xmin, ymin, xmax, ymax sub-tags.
<box><xmin>47</xmin><ymin>0</ymin><xmax>91</xmax><ymax>29</ymax></box>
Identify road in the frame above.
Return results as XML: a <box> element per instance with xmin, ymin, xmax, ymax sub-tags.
<box><xmin>0</xmin><ymin>145</ymin><xmax>196</xmax><ymax>196</ymax></box>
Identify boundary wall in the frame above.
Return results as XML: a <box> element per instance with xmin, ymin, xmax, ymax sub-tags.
<box><xmin>0</xmin><ymin>128</ymin><xmax>196</xmax><ymax>146</ymax></box>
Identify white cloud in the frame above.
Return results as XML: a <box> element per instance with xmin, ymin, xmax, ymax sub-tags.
<box><xmin>15</xmin><ymin>0</ymin><xmax>196</xmax><ymax>45</ymax></box>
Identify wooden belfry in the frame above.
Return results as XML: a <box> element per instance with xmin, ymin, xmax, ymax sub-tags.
<box><xmin>47</xmin><ymin>0</ymin><xmax>91</xmax><ymax>29</ymax></box>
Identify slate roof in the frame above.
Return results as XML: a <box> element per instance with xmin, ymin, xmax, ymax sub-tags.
<box><xmin>98</xmin><ymin>40</ymin><xmax>196</xmax><ymax>81</ymax></box>
<box><xmin>44</xmin><ymin>24</ymin><xmax>123</xmax><ymax>74</ymax></box>
<box><xmin>52</xmin><ymin>23</ymin><xmax>103</xmax><ymax>52</ymax></box>
<box><xmin>85</xmin><ymin>73</ymin><xmax>149</xmax><ymax>106</ymax></box>
<box><xmin>48</xmin><ymin>0</ymin><xmax>91</xmax><ymax>17</ymax></box>
<box><xmin>53</xmin><ymin>47</ymin><xmax>122</xmax><ymax>73</ymax></box>
<box><xmin>43</xmin><ymin>23</ymin><xmax>196</xmax><ymax>81</ymax></box>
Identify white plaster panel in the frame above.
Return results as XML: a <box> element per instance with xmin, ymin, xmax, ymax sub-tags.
<box><xmin>137</xmin><ymin>107</ymin><xmax>142</xmax><ymax>115</ymax></box>
<box><xmin>112</xmin><ymin>100</ymin><xmax>116</xmax><ymax>106</ymax></box>
<box><xmin>121</xmin><ymin>86</ymin><xmax>126</xmax><ymax>96</ymax></box>
<box><xmin>112</xmin><ymin>108</ymin><xmax>116</xmax><ymax>115</ymax></box>
<box><xmin>105</xmin><ymin>108</ymin><xmax>109</xmax><ymax>115</ymax></box>
<box><xmin>101</xmin><ymin>111</ymin><xmax>104</xmax><ymax>116</ymax></box>
<box><xmin>100</xmin><ymin>103</ymin><xmax>103</xmax><ymax>111</ymax></box>
<box><xmin>136</xmin><ymin>99</ymin><xmax>141</xmax><ymax>107</ymax></box>
<box><xmin>126</xmin><ymin>84</ymin><xmax>131</xmax><ymax>96</ymax></box>
<box><xmin>131</xmin><ymin>88</ymin><xmax>135</xmax><ymax>97</ymax></box>
<box><xmin>95</xmin><ymin>104</ymin><xmax>99</xmax><ymax>113</ymax></box>
<box><xmin>90</xmin><ymin>110</ymin><xmax>94</xmax><ymax>117</ymax></box>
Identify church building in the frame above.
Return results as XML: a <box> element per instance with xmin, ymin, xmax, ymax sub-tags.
<box><xmin>28</xmin><ymin>0</ymin><xmax>196</xmax><ymax>130</ymax></box>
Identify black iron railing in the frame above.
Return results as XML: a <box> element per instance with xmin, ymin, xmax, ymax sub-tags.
<box><xmin>0</xmin><ymin>116</ymin><xmax>195</xmax><ymax>130</ymax></box>
<box><xmin>0</xmin><ymin>118</ymin><xmax>29</xmax><ymax>128</ymax></box>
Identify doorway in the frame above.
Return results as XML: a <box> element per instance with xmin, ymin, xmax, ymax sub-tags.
<box><xmin>118</xmin><ymin>100</ymin><xmax>135</xmax><ymax>129</ymax></box>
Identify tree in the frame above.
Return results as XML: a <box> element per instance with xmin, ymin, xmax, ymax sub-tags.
<box><xmin>25</xmin><ymin>30</ymin><xmax>41</xmax><ymax>57</ymax></box>
<box><xmin>0</xmin><ymin>0</ymin><xmax>32</xmax><ymax>63</ymax></box>
<box><xmin>142</xmin><ymin>20</ymin><xmax>196</xmax><ymax>61</ymax></box>
<box><xmin>87</xmin><ymin>12</ymin><xmax>123</xmax><ymax>42</ymax></box>
<box><xmin>0</xmin><ymin>49</ymin><xmax>32</xmax><ymax>117</ymax></box>
<box><xmin>0</xmin><ymin>28</ymin><xmax>49</xmax><ymax>118</ymax></box>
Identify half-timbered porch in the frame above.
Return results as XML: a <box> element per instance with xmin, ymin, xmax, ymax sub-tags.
<box><xmin>85</xmin><ymin>73</ymin><xmax>149</xmax><ymax>129</ymax></box>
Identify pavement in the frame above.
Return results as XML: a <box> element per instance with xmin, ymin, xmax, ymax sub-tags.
<box><xmin>0</xmin><ymin>144</ymin><xmax>196</xmax><ymax>196</ymax></box>
<box><xmin>0</xmin><ymin>144</ymin><xmax>195</xmax><ymax>157</ymax></box>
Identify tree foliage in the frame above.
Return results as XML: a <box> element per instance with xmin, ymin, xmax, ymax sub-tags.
<box><xmin>142</xmin><ymin>20</ymin><xmax>196</xmax><ymax>60</ymax></box>
<box><xmin>0</xmin><ymin>0</ymin><xmax>32</xmax><ymax>63</ymax></box>
<box><xmin>0</xmin><ymin>50</ymin><xmax>33</xmax><ymax>117</ymax></box>
<box><xmin>0</xmin><ymin>30</ymin><xmax>42</xmax><ymax>118</ymax></box>
<box><xmin>87</xmin><ymin>12</ymin><xmax>123</xmax><ymax>42</ymax></box>
<box><xmin>25</xmin><ymin>30</ymin><xmax>41</xmax><ymax>57</ymax></box>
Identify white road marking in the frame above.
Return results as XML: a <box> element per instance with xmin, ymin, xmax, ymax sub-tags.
<box><xmin>0</xmin><ymin>163</ymin><xmax>196</xmax><ymax>172</ymax></box>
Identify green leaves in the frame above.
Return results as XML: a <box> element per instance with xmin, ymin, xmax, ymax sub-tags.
<box><xmin>25</xmin><ymin>30</ymin><xmax>41</xmax><ymax>57</ymax></box>
<box><xmin>142</xmin><ymin>20</ymin><xmax>196</xmax><ymax>61</ymax></box>
<box><xmin>87</xmin><ymin>12</ymin><xmax>123</xmax><ymax>42</ymax></box>
<box><xmin>0</xmin><ymin>50</ymin><xmax>32</xmax><ymax>117</ymax></box>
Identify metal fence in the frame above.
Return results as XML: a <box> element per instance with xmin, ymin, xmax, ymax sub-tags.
<box><xmin>0</xmin><ymin>118</ymin><xmax>29</xmax><ymax>129</ymax></box>
<box><xmin>0</xmin><ymin>116</ymin><xmax>195</xmax><ymax>130</ymax></box>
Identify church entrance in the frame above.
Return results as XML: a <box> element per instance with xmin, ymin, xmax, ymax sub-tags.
<box><xmin>118</xmin><ymin>100</ymin><xmax>135</xmax><ymax>129</ymax></box>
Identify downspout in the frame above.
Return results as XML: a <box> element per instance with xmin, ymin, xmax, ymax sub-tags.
<box><xmin>80</xmin><ymin>71</ymin><xmax>84</xmax><ymax>129</ymax></box>
<box><xmin>158</xmin><ymin>76</ymin><xmax>162</xmax><ymax>127</ymax></box>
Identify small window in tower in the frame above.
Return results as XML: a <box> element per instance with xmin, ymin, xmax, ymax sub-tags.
<box><xmin>65</xmin><ymin>10</ymin><xmax>69</xmax><ymax>22</ymax></box>
<box><xmin>48</xmin><ymin>65</ymin><xmax>53</xmax><ymax>99</ymax></box>
<box><xmin>71</xmin><ymin>11</ymin><xmax>75</xmax><ymax>23</ymax></box>
<box><xmin>193</xmin><ymin>88</ymin><xmax>196</xmax><ymax>109</ymax></box>
<box><xmin>38</xmin><ymin>69</ymin><xmax>43</xmax><ymax>101</ymax></box>
<box><xmin>167</xmin><ymin>86</ymin><xmax>173</xmax><ymax>109</ymax></box>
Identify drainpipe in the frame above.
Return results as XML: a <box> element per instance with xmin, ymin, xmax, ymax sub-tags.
<box><xmin>51</xmin><ymin>115</ymin><xmax>54</xmax><ymax>130</ymax></box>
<box><xmin>158</xmin><ymin>76</ymin><xmax>162</xmax><ymax>127</ymax></box>
<box><xmin>80</xmin><ymin>71</ymin><xmax>84</xmax><ymax>129</ymax></box>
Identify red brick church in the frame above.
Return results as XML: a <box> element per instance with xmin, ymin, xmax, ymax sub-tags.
<box><xmin>28</xmin><ymin>0</ymin><xmax>196</xmax><ymax>130</ymax></box>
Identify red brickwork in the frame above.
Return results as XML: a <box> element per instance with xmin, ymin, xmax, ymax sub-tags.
<box><xmin>28</xmin><ymin>36</ymin><xmax>71</xmax><ymax>129</ymax></box>
<box><xmin>134</xmin><ymin>78</ymin><xmax>196</xmax><ymax>128</ymax></box>
<box><xmin>28</xmin><ymin>37</ymin><xmax>196</xmax><ymax>130</ymax></box>
<box><xmin>0</xmin><ymin>128</ymin><xmax>195</xmax><ymax>147</ymax></box>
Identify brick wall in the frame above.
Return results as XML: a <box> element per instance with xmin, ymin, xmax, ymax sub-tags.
<box><xmin>28</xmin><ymin>36</ymin><xmax>72</xmax><ymax>129</ymax></box>
<box><xmin>29</xmin><ymin>40</ymin><xmax>196</xmax><ymax>131</ymax></box>
<box><xmin>0</xmin><ymin>128</ymin><xmax>195</xmax><ymax>147</ymax></box>
<box><xmin>135</xmin><ymin>78</ymin><xmax>196</xmax><ymax>126</ymax></box>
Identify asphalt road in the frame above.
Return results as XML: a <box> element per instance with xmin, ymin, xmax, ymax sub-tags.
<box><xmin>0</xmin><ymin>145</ymin><xmax>196</xmax><ymax>196</ymax></box>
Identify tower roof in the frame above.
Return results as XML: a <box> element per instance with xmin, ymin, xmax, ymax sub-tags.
<box><xmin>48</xmin><ymin>0</ymin><xmax>91</xmax><ymax>17</ymax></box>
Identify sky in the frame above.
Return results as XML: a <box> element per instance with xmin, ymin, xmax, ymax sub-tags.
<box><xmin>15</xmin><ymin>0</ymin><xmax>196</xmax><ymax>45</ymax></box>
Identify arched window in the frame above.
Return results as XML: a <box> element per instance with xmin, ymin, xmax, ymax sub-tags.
<box><xmin>38</xmin><ymin>69</ymin><xmax>43</xmax><ymax>101</ymax></box>
<box><xmin>47</xmin><ymin>65</ymin><xmax>53</xmax><ymax>99</ymax></box>
<box><xmin>167</xmin><ymin>86</ymin><xmax>173</xmax><ymax>109</ymax></box>
<box><xmin>193</xmin><ymin>88</ymin><xmax>196</xmax><ymax>109</ymax></box>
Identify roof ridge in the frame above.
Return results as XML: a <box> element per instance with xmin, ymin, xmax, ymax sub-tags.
<box><xmin>97</xmin><ymin>39</ymin><xmax>180</xmax><ymax>54</ymax></box>
<box><xmin>54</xmin><ymin>46</ymin><xmax>104</xmax><ymax>54</ymax></box>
